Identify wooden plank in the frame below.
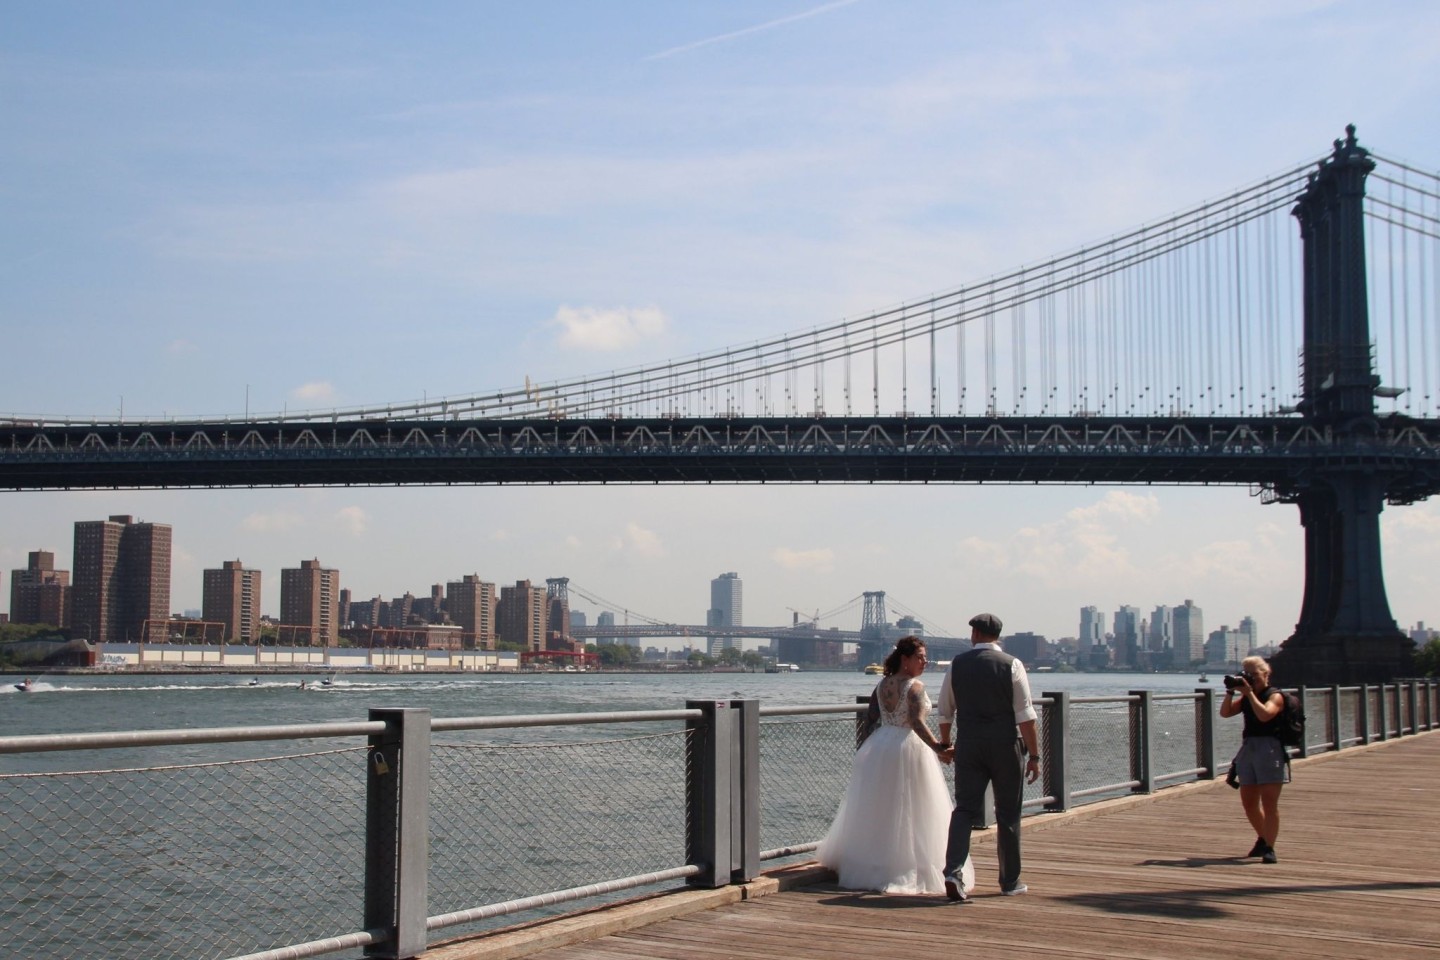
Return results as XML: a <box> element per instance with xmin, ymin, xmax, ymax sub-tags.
<box><xmin>451</xmin><ymin>733</ymin><xmax>1440</xmax><ymax>960</ymax></box>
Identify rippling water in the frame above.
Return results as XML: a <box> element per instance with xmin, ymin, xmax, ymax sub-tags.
<box><xmin>1</xmin><ymin>669</ymin><xmax>1235</xmax><ymax>960</ymax></box>
<box><xmin>1</xmin><ymin>667</ymin><xmax>1220</xmax><ymax>739</ymax></box>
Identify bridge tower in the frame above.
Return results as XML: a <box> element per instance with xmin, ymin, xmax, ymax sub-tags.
<box><xmin>857</xmin><ymin>591</ymin><xmax>889</xmax><ymax>668</ymax></box>
<box><xmin>545</xmin><ymin>577</ymin><xmax>572</xmax><ymax>645</ymax></box>
<box><xmin>1269</xmin><ymin>126</ymin><xmax>1413</xmax><ymax>685</ymax></box>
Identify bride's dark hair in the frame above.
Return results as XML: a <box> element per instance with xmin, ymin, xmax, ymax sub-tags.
<box><xmin>882</xmin><ymin>636</ymin><xmax>925</xmax><ymax>676</ymax></box>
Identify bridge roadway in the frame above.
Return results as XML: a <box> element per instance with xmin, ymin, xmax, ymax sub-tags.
<box><xmin>432</xmin><ymin>731</ymin><xmax>1440</xmax><ymax>960</ymax></box>
<box><xmin>3</xmin><ymin>413</ymin><xmax>1439</xmax><ymax>493</ymax></box>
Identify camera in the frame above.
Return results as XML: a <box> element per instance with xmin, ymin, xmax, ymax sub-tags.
<box><xmin>1223</xmin><ymin>674</ymin><xmax>1249</xmax><ymax>691</ymax></box>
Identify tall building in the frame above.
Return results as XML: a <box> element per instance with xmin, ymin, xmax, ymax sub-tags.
<box><xmin>447</xmin><ymin>574</ymin><xmax>497</xmax><ymax>649</ymax></box>
<box><xmin>707</xmin><ymin>572</ymin><xmax>743</xmax><ymax>626</ymax></box>
<box><xmin>1172</xmin><ymin>599</ymin><xmax>1205</xmax><ymax>666</ymax></box>
<box><xmin>1078</xmin><ymin>606</ymin><xmax>1106</xmax><ymax>667</ymax></box>
<box><xmin>497</xmin><ymin>580</ymin><xmax>546</xmax><ymax>651</ymax></box>
<box><xmin>349</xmin><ymin>595</ymin><xmax>383</xmax><ymax>629</ymax></box>
<box><xmin>202</xmin><ymin>560</ymin><xmax>262</xmax><ymax>643</ymax></box>
<box><xmin>72</xmin><ymin>515</ymin><xmax>172</xmax><ymax>644</ymax></box>
<box><xmin>1237</xmin><ymin>616</ymin><xmax>1259</xmax><ymax>658</ymax></box>
<box><xmin>9</xmin><ymin>550</ymin><xmax>70</xmax><ymax>628</ymax></box>
<box><xmin>707</xmin><ymin>572</ymin><xmax>742</xmax><ymax>656</ymax></box>
<box><xmin>1148</xmin><ymin>605</ymin><xmax>1174</xmax><ymax>667</ymax></box>
<box><xmin>280</xmin><ymin>559</ymin><xmax>340</xmax><ymax>645</ymax></box>
<box><xmin>1112</xmin><ymin>605</ymin><xmax>1141</xmax><ymax>669</ymax></box>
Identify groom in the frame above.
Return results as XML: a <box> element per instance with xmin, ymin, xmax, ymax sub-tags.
<box><xmin>936</xmin><ymin>612</ymin><xmax>1040</xmax><ymax>902</ymax></box>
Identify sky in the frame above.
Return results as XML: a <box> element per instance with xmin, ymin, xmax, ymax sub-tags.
<box><xmin>3</xmin><ymin>1</ymin><xmax>1440</xmax><ymax>647</ymax></box>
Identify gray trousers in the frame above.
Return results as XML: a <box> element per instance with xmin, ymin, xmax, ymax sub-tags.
<box><xmin>945</xmin><ymin>736</ymin><xmax>1024</xmax><ymax>890</ymax></box>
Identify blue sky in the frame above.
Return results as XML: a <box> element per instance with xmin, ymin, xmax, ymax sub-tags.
<box><xmin>4</xmin><ymin>1</ymin><xmax>1439</xmax><ymax>645</ymax></box>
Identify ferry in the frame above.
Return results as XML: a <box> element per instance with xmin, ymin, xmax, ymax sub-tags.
<box><xmin>863</xmin><ymin>663</ymin><xmax>883</xmax><ymax>675</ymax></box>
<box><xmin>765</xmin><ymin>662</ymin><xmax>801</xmax><ymax>673</ymax></box>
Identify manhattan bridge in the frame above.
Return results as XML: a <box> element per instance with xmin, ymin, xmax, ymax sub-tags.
<box><xmin>3</xmin><ymin>128</ymin><xmax>1439</xmax><ymax>684</ymax></box>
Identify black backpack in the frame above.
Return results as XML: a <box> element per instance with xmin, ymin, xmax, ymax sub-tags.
<box><xmin>1277</xmin><ymin>689</ymin><xmax>1306</xmax><ymax>749</ymax></box>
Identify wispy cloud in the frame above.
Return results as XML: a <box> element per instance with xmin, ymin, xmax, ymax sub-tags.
<box><xmin>240</xmin><ymin>509</ymin><xmax>305</xmax><ymax>533</ymax></box>
<box><xmin>645</xmin><ymin>0</ymin><xmax>862</xmax><ymax>61</ymax></box>
<box><xmin>610</xmin><ymin>522</ymin><xmax>666</xmax><ymax>558</ymax></box>
<box><xmin>291</xmin><ymin>381</ymin><xmax>336</xmax><ymax>403</ymax></box>
<box><xmin>773</xmin><ymin>546</ymin><xmax>836</xmax><ymax>574</ymax></box>
<box><xmin>334</xmin><ymin>506</ymin><xmax>369</xmax><ymax>537</ymax></box>
<box><xmin>550</xmin><ymin>305</ymin><xmax>667</xmax><ymax>351</ymax></box>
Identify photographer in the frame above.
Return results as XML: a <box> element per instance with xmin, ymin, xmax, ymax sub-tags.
<box><xmin>1218</xmin><ymin>655</ymin><xmax>1288</xmax><ymax>863</ymax></box>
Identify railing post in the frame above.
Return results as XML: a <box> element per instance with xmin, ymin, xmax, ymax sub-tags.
<box><xmin>854</xmin><ymin>694</ymin><xmax>871</xmax><ymax>748</ymax></box>
<box><xmin>685</xmin><ymin>699</ymin><xmax>732</xmax><ymax>888</ymax></box>
<box><xmin>1358</xmin><ymin>684</ymin><xmax>1372</xmax><ymax>744</ymax></box>
<box><xmin>1328</xmin><ymin>685</ymin><xmax>1343</xmax><ymax>751</ymax></box>
<box><xmin>364</xmin><ymin>707</ymin><xmax>430</xmax><ymax>960</ymax></box>
<box><xmin>1195</xmin><ymin>687</ymin><xmax>1216</xmax><ymax>778</ymax></box>
<box><xmin>1406</xmin><ymin>681</ymin><xmax>1419</xmax><ymax>736</ymax></box>
<box><xmin>731</xmin><ymin>699</ymin><xmax>760</xmax><ymax>883</ymax></box>
<box><xmin>1370</xmin><ymin>682</ymin><xmax>1382</xmax><ymax>742</ymax></box>
<box><xmin>1128</xmin><ymin>691</ymin><xmax>1154</xmax><ymax>794</ymax></box>
<box><xmin>1042</xmin><ymin>691</ymin><xmax>1070</xmax><ymax>811</ymax></box>
<box><xmin>1294</xmin><ymin>685</ymin><xmax>1310</xmax><ymax>759</ymax></box>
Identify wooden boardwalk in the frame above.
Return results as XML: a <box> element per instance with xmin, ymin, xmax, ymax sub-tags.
<box><xmin>435</xmin><ymin>733</ymin><xmax>1440</xmax><ymax>960</ymax></box>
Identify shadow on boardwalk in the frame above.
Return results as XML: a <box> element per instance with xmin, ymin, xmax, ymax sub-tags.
<box><xmin>434</xmin><ymin>733</ymin><xmax>1440</xmax><ymax>960</ymax></box>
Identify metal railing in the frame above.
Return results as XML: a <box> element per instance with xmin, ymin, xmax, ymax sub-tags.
<box><xmin>0</xmin><ymin>681</ymin><xmax>1435</xmax><ymax>960</ymax></box>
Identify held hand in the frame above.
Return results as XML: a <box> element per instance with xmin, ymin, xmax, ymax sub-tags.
<box><xmin>936</xmin><ymin>746</ymin><xmax>954</xmax><ymax>764</ymax></box>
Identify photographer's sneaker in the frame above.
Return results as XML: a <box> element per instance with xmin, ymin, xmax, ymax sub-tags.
<box><xmin>1001</xmin><ymin>883</ymin><xmax>1028</xmax><ymax>896</ymax></box>
<box><xmin>944</xmin><ymin>877</ymin><xmax>970</xmax><ymax>903</ymax></box>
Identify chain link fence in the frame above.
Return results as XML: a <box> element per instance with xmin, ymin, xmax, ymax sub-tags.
<box><xmin>427</xmin><ymin>728</ymin><xmax>692</xmax><ymax>937</ymax></box>
<box><xmin>2</xmin><ymin>682</ymin><xmax>1434</xmax><ymax>960</ymax></box>
<box><xmin>0</xmin><ymin>747</ymin><xmax>366</xmax><ymax>960</ymax></box>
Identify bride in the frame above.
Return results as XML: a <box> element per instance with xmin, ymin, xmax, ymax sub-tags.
<box><xmin>817</xmin><ymin>636</ymin><xmax>974</xmax><ymax>896</ymax></box>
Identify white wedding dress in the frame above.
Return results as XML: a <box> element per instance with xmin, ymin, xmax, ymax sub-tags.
<box><xmin>817</xmin><ymin>676</ymin><xmax>974</xmax><ymax>895</ymax></box>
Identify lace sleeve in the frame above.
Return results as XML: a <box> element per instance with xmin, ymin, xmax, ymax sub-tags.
<box><xmin>905</xmin><ymin>680</ymin><xmax>939</xmax><ymax>747</ymax></box>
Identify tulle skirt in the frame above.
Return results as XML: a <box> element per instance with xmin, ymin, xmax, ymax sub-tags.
<box><xmin>816</xmin><ymin>725</ymin><xmax>974</xmax><ymax>895</ymax></box>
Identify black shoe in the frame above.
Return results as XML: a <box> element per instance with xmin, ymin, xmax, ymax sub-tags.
<box><xmin>1247</xmin><ymin>838</ymin><xmax>1269</xmax><ymax>858</ymax></box>
<box><xmin>1261</xmin><ymin>847</ymin><xmax>1278</xmax><ymax>864</ymax></box>
<box><xmin>944</xmin><ymin>878</ymin><xmax>969</xmax><ymax>903</ymax></box>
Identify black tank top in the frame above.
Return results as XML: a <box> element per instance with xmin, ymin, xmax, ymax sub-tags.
<box><xmin>1241</xmin><ymin>684</ymin><xmax>1283</xmax><ymax>738</ymax></box>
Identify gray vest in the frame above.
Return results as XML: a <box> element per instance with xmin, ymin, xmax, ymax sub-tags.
<box><xmin>948</xmin><ymin>646</ymin><xmax>1018</xmax><ymax>742</ymax></box>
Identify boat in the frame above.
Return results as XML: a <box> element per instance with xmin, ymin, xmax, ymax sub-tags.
<box><xmin>863</xmin><ymin>663</ymin><xmax>883</xmax><ymax>675</ymax></box>
<box><xmin>13</xmin><ymin>678</ymin><xmax>34</xmax><ymax>693</ymax></box>
<box><xmin>1198</xmin><ymin>673</ymin><xmax>1210</xmax><ymax>683</ymax></box>
<box><xmin>248</xmin><ymin>678</ymin><xmax>260</xmax><ymax>687</ymax></box>
<box><xmin>320</xmin><ymin>674</ymin><xmax>336</xmax><ymax>687</ymax></box>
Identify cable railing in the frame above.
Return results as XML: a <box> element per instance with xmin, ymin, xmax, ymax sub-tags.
<box><xmin>0</xmin><ymin>681</ymin><xmax>1436</xmax><ymax>960</ymax></box>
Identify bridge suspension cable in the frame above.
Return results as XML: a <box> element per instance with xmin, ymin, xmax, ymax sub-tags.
<box><xmin>14</xmin><ymin>148</ymin><xmax>1439</xmax><ymax>428</ymax></box>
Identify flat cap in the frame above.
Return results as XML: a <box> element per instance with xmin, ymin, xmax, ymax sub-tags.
<box><xmin>968</xmin><ymin>613</ymin><xmax>1003</xmax><ymax>637</ymax></box>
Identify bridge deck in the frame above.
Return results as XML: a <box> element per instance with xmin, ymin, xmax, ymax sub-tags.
<box><xmin>438</xmin><ymin>732</ymin><xmax>1440</xmax><ymax>960</ymax></box>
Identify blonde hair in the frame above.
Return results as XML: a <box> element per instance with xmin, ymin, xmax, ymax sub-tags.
<box><xmin>1241</xmin><ymin>655</ymin><xmax>1270</xmax><ymax>677</ymax></box>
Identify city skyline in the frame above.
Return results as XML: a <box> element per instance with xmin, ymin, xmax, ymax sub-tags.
<box><xmin>4</xmin><ymin>5</ymin><xmax>1440</xmax><ymax>644</ymax></box>
<box><xmin>4</xmin><ymin>513</ymin><xmax>1349</xmax><ymax>653</ymax></box>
